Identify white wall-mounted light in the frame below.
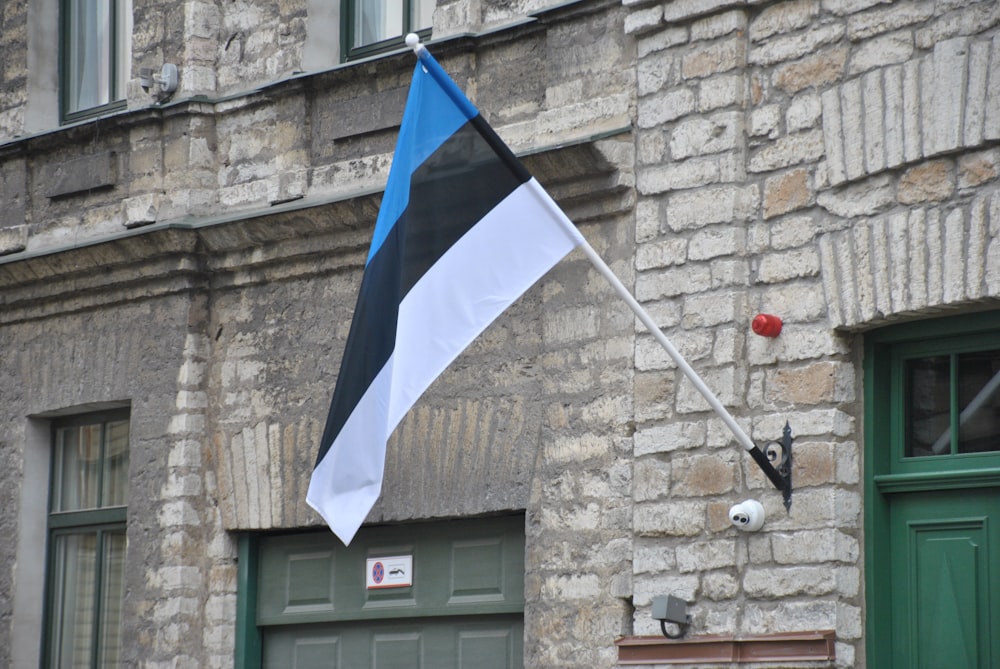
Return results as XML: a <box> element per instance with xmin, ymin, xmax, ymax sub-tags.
<box><xmin>139</xmin><ymin>64</ymin><xmax>178</xmax><ymax>101</ymax></box>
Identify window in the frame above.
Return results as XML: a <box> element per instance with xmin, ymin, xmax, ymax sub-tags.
<box><xmin>60</xmin><ymin>0</ymin><xmax>129</xmax><ymax>122</ymax></box>
<box><xmin>342</xmin><ymin>0</ymin><xmax>434</xmax><ymax>60</ymax></box>
<box><xmin>880</xmin><ymin>322</ymin><xmax>1000</xmax><ymax>472</ymax></box>
<box><xmin>44</xmin><ymin>410</ymin><xmax>130</xmax><ymax>668</ymax></box>
<box><xmin>904</xmin><ymin>347</ymin><xmax>1000</xmax><ymax>458</ymax></box>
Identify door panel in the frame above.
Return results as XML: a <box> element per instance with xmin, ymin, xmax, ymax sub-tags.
<box><xmin>372</xmin><ymin>631</ymin><xmax>422</xmax><ymax>669</ymax></box>
<box><xmin>458</xmin><ymin>628</ymin><xmax>514</xmax><ymax>668</ymax></box>
<box><xmin>256</xmin><ymin>516</ymin><xmax>525</xmax><ymax>669</ymax></box>
<box><xmin>294</xmin><ymin>636</ymin><xmax>341</xmax><ymax>669</ymax></box>
<box><xmin>889</xmin><ymin>489</ymin><xmax>1000</xmax><ymax>669</ymax></box>
<box><xmin>865</xmin><ymin>313</ymin><xmax>1000</xmax><ymax>669</ymax></box>
<box><xmin>257</xmin><ymin>516</ymin><xmax>525</xmax><ymax>626</ymax></box>
<box><xmin>263</xmin><ymin>617</ymin><xmax>523</xmax><ymax>669</ymax></box>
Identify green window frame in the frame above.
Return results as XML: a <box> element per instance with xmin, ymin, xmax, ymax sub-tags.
<box><xmin>60</xmin><ymin>0</ymin><xmax>128</xmax><ymax>123</ymax></box>
<box><xmin>341</xmin><ymin>0</ymin><xmax>433</xmax><ymax>61</ymax></box>
<box><xmin>43</xmin><ymin>409</ymin><xmax>130</xmax><ymax>668</ymax></box>
<box><xmin>866</xmin><ymin>311</ymin><xmax>1000</xmax><ymax>490</ymax></box>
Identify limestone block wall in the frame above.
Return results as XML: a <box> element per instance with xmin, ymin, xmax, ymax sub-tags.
<box><xmin>0</xmin><ymin>0</ymin><xmax>28</xmax><ymax>137</ymax></box>
<box><xmin>0</xmin><ymin>0</ymin><xmax>600</xmax><ymax>140</ymax></box>
<box><xmin>821</xmin><ymin>35</ymin><xmax>1000</xmax><ymax>186</ymax></box>
<box><xmin>820</xmin><ymin>190</ymin><xmax>1000</xmax><ymax>329</ymax></box>
<box><xmin>0</xmin><ymin>251</ymin><xmax>237</xmax><ymax>668</ymax></box>
<box><xmin>625</xmin><ymin>0</ymin><xmax>999</xmax><ymax>665</ymax></box>
<box><xmin>2</xmin><ymin>4</ymin><xmax>639</xmax><ymax>667</ymax></box>
<box><xmin>0</xmin><ymin>1</ymin><xmax>631</xmax><ymax>267</ymax></box>
<box><xmin>4</xmin><ymin>0</ymin><xmax>1000</xmax><ymax>666</ymax></box>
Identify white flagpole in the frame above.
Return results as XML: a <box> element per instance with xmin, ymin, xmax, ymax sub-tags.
<box><xmin>554</xmin><ymin>203</ymin><xmax>793</xmax><ymax>503</ymax></box>
<box><xmin>526</xmin><ymin>180</ymin><xmax>757</xmax><ymax>453</ymax></box>
<box><xmin>406</xmin><ymin>34</ymin><xmax>790</xmax><ymax>502</ymax></box>
<box><xmin>586</xmin><ymin>242</ymin><xmax>756</xmax><ymax>450</ymax></box>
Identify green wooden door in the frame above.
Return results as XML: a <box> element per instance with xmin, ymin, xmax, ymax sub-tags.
<box><xmin>252</xmin><ymin>515</ymin><xmax>525</xmax><ymax>669</ymax></box>
<box><xmin>866</xmin><ymin>313</ymin><xmax>1000</xmax><ymax>669</ymax></box>
<box><xmin>888</xmin><ymin>489</ymin><xmax>1000</xmax><ymax>669</ymax></box>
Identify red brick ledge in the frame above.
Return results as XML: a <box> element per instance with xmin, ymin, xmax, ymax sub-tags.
<box><xmin>616</xmin><ymin>630</ymin><xmax>836</xmax><ymax>665</ymax></box>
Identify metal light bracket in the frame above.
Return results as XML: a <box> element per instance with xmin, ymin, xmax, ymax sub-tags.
<box><xmin>748</xmin><ymin>422</ymin><xmax>793</xmax><ymax>510</ymax></box>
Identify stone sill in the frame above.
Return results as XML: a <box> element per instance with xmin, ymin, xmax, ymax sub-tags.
<box><xmin>616</xmin><ymin>630</ymin><xmax>836</xmax><ymax>665</ymax></box>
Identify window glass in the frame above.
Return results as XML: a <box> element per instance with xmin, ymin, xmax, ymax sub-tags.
<box><xmin>411</xmin><ymin>0</ymin><xmax>434</xmax><ymax>31</ymax></box>
<box><xmin>54</xmin><ymin>421</ymin><xmax>128</xmax><ymax>511</ymax></box>
<box><xmin>66</xmin><ymin>0</ymin><xmax>113</xmax><ymax>112</ymax></box>
<box><xmin>905</xmin><ymin>356</ymin><xmax>951</xmax><ymax>457</ymax></box>
<box><xmin>102</xmin><ymin>420</ymin><xmax>130</xmax><ymax>507</ymax></box>
<box><xmin>904</xmin><ymin>349</ymin><xmax>1000</xmax><ymax>457</ymax></box>
<box><xmin>345</xmin><ymin>0</ymin><xmax>433</xmax><ymax>59</ymax></box>
<box><xmin>62</xmin><ymin>0</ymin><xmax>127</xmax><ymax>120</ymax></box>
<box><xmin>54</xmin><ymin>424</ymin><xmax>103</xmax><ymax>511</ymax></box>
<box><xmin>957</xmin><ymin>350</ymin><xmax>1000</xmax><ymax>453</ymax></box>
<box><xmin>353</xmin><ymin>0</ymin><xmax>403</xmax><ymax>47</ymax></box>
<box><xmin>50</xmin><ymin>532</ymin><xmax>99</xmax><ymax>667</ymax></box>
<box><xmin>98</xmin><ymin>530</ymin><xmax>127</xmax><ymax>666</ymax></box>
<box><xmin>46</xmin><ymin>412</ymin><xmax>129</xmax><ymax>669</ymax></box>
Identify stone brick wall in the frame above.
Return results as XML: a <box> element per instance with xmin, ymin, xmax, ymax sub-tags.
<box><xmin>0</xmin><ymin>1</ymin><xmax>631</xmax><ymax>264</ymax></box>
<box><xmin>1</xmin><ymin>3</ymin><xmax>635</xmax><ymax>667</ymax></box>
<box><xmin>0</xmin><ymin>266</ymin><xmax>233</xmax><ymax>668</ymax></box>
<box><xmin>0</xmin><ymin>0</ymin><xmax>27</xmax><ymax>137</ymax></box>
<box><xmin>625</xmin><ymin>0</ymin><xmax>999</xmax><ymax>666</ymax></box>
<box><xmin>820</xmin><ymin>190</ymin><xmax>1000</xmax><ymax>329</ymax></box>
<box><xmin>2</xmin><ymin>0</ymin><xmax>1000</xmax><ymax>667</ymax></box>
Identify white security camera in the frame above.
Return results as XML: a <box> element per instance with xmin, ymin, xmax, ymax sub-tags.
<box><xmin>729</xmin><ymin>499</ymin><xmax>765</xmax><ymax>531</ymax></box>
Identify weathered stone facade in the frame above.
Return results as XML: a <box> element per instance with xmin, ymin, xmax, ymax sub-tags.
<box><xmin>1</xmin><ymin>0</ymin><xmax>998</xmax><ymax>667</ymax></box>
<box><xmin>625</xmin><ymin>1</ymin><xmax>1000</xmax><ymax>667</ymax></box>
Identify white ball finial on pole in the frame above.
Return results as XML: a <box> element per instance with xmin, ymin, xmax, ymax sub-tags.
<box><xmin>405</xmin><ymin>33</ymin><xmax>424</xmax><ymax>55</ymax></box>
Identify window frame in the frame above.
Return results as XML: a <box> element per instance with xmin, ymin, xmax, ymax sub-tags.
<box><xmin>42</xmin><ymin>409</ymin><xmax>130</xmax><ymax>669</ymax></box>
<box><xmin>59</xmin><ymin>0</ymin><xmax>128</xmax><ymax>123</ymax></box>
<box><xmin>867</xmin><ymin>311</ymin><xmax>1000</xmax><ymax>492</ymax></box>
<box><xmin>893</xmin><ymin>332</ymin><xmax>1000</xmax><ymax>467</ymax></box>
<box><xmin>340</xmin><ymin>0</ymin><xmax>432</xmax><ymax>61</ymax></box>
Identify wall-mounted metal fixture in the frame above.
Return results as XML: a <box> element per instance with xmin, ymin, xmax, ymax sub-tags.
<box><xmin>139</xmin><ymin>64</ymin><xmax>178</xmax><ymax>102</ymax></box>
<box><xmin>652</xmin><ymin>595</ymin><xmax>691</xmax><ymax>639</ymax></box>
<box><xmin>749</xmin><ymin>422</ymin><xmax>794</xmax><ymax>510</ymax></box>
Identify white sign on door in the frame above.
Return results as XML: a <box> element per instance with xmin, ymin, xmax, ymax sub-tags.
<box><xmin>366</xmin><ymin>555</ymin><xmax>413</xmax><ymax>589</ymax></box>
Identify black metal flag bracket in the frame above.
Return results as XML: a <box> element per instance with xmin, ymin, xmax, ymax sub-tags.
<box><xmin>747</xmin><ymin>422</ymin><xmax>793</xmax><ymax>510</ymax></box>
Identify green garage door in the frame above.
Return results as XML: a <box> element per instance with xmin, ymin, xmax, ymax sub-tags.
<box><xmin>254</xmin><ymin>515</ymin><xmax>525</xmax><ymax>669</ymax></box>
<box><xmin>263</xmin><ymin>617</ymin><xmax>523</xmax><ymax>668</ymax></box>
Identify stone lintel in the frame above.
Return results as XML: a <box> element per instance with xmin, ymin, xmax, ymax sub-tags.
<box><xmin>43</xmin><ymin>151</ymin><xmax>117</xmax><ymax>199</ymax></box>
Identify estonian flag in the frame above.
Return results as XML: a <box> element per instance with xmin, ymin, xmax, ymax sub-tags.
<box><xmin>307</xmin><ymin>43</ymin><xmax>585</xmax><ymax>544</ymax></box>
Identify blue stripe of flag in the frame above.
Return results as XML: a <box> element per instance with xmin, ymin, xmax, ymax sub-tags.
<box><xmin>367</xmin><ymin>58</ymin><xmax>474</xmax><ymax>265</ymax></box>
